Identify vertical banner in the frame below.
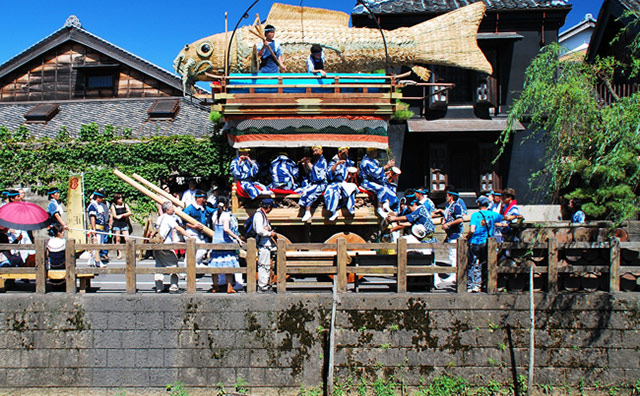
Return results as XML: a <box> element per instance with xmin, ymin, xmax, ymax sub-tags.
<box><xmin>67</xmin><ymin>174</ymin><xmax>86</xmax><ymax>244</ymax></box>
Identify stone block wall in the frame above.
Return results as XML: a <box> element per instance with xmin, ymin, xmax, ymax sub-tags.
<box><xmin>0</xmin><ymin>293</ymin><xmax>638</xmax><ymax>394</ymax></box>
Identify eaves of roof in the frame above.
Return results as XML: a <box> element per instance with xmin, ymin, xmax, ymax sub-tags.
<box><xmin>352</xmin><ymin>0</ymin><xmax>572</xmax><ymax>15</ymax></box>
<box><xmin>0</xmin><ymin>23</ymin><xmax>207</xmax><ymax>95</ymax></box>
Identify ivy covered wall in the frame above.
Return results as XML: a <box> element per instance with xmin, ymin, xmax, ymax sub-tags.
<box><xmin>0</xmin><ymin>123</ymin><xmax>234</xmax><ymax>221</ymax></box>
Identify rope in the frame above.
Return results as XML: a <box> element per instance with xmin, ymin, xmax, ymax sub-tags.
<box><xmin>67</xmin><ymin>227</ymin><xmax>149</xmax><ymax>241</ymax></box>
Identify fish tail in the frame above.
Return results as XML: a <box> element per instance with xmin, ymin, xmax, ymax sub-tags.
<box><xmin>406</xmin><ymin>2</ymin><xmax>493</xmax><ymax>75</ymax></box>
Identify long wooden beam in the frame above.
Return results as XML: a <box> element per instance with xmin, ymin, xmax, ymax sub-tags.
<box><xmin>131</xmin><ymin>173</ymin><xmax>185</xmax><ymax>209</ymax></box>
<box><xmin>114</xmin><ymin>169</ymin><xmax>214</xmax><ymax>238</ymax></box>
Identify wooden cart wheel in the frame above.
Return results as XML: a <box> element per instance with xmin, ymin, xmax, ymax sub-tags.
<box><xmin>324</xmin><ymin>232</ymin><xmax>366</xmax><ymax>283</ymax></box>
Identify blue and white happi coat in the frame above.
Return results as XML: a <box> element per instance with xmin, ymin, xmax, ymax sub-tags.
<box><xmin>298</xmin><ymin>156</ymin><xmax>327</xmax><ymax>207</ymax></box>
<box><xmin>270</xmin><ymin>155</ymin><xmax>299</xmax><ymax>190</ymax></box>
<box><xmin>231</xmin><ymin>156</ymin><xmax>269</xmax><ymax>200</ymax></box>
<box><xmin>359</xmin><ymin>154</ymin><xmax>398</xmax><ymax>207</ymax></box>
<box><xmin>324</xmin><ymin>156</ymin><xmax>356</xmax><ymax>214</ymax></box>
<box><xmin>405</xmin><ymin>204</ymin><xmax>437</xmax><ymax>243</ymax></box>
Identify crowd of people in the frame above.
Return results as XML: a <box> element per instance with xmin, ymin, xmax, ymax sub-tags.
<box><xmin>231</xmin><ymin>146</ymin><xmax>400</xmax><ymax>222</ymax></box>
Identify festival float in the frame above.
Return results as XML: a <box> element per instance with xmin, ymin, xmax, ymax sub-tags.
<box><xmin>173</xmin><ymin>1</ymin><xmax>493</xmax><ymax>243</ymax></box>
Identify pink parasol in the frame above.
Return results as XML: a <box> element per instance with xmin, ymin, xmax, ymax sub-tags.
<box><xmin>0</xmin><ymin>201</ymin><xmax>51</xmax><ymax>230</ymax></box>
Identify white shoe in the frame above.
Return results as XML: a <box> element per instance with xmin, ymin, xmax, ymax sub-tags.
<box><xmin>377</xmin><ymin>208</ymin><xmax>388</xmax><ymax>218</ymax></box>
<box><xmin>329</xmin><ymin>211</ymin><xmax>339</xmax><ymax>221</ymax></box>
<box><xmin>301</xmin><ymin>211</ymin><xmax>312</xmax><ymax>222</ymax></box>
<box><xmin>169</xmin><ymin>284</ymin><xmax>179</xmax><ymax>293</ymax></box>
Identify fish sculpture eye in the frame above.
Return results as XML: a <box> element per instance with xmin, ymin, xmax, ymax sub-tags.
<box><xmin>197</xmin><ymin>41</ymin><xmax>214</xmax><ymax>58</ymax></box>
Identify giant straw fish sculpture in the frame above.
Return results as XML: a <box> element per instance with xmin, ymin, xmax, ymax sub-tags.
<box><xmin>174</xmin><ymin>2</ymin><xmax>492</xmax><ymax>89</ymax></box>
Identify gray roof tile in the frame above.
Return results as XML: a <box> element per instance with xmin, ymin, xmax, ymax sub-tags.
<box><xmin>352</xmin><ymin>0</ymin><xmax>571</xmax><ymax>14</ymax></box>
<box><xmin>0</xmin><ymin>98</ymin><xmax>213</xmax><ymax>139</ymax></box>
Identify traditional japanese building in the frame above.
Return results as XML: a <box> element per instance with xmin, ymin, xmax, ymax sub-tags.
<box><xmin>587</xmin><ymin>0</ymin><xmax>639</xmax><ymax>104</ymax></box>
<box><xmin>352</xmin><ymin>0</ymin><xmax>572</xmax><ymax>204</ymax></box>
<box><xmin>0</xmin><ymin>16</ymin><xmax>211</xmax><ymax>139</ymax></box>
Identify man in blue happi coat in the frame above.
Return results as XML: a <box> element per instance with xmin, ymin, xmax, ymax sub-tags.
<box><xmin>324</xmin><ymin>146</ymin><xmax>357</xmax><ymax>221</ymax></box>
<box><xmin>257</xmin><ymin>25</ymin><xmax>286</xmax><ymax>73</ymax></box>
<box><xmin>231</xmin><ymin>148</ymin><xmax>272</xmax><ymax>199</ymax></box>
<box><xmin>359</xmin><ymin>148</ymin><xmax>398</xmax><ymax>218</ymax></box>
<box><xmin>270</xmin><ymin>153</ymin><xmax>299</xmax><ymax>191</ymax></box>
<box><xmin>183</xmin><ymin>190</ymin><xmax>215</xmax><ymax>267</ymax></box>
<box><xmin>299</xmin><ymin>145</ymin><xmax>327</xmax><ymax>222</ymax></box>
<box><xmin>413</xmin><ymin>187</ymin><xmax>436</xmax><ymax>216</ymax></box>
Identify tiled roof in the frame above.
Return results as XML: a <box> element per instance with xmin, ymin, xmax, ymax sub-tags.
<box><xmin>352</xmin><ymin>0</ymin><xmax>571</xmax><ymax>14</ymax></box>
<box><xmin>619</xmin><ymin>0</ymin><xmax>640</xmax><ymax>10</ymax></box>
<box><xmin>0</xmin><ymin>16</ymin><xmax>207</xmax><ymax>95</ymax></box>
<box><xmin>0</xmin><ymin>98</ymin><xmax>213</xmax><ymax>139</ymax></box>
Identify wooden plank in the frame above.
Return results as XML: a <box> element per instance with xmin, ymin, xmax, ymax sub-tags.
<box><xmin>66</xmin><ymin>239</ymin><xmax>77</xmax><ymax>294</ymax></box>
<box><xmin>125</xmin><ymin>239</ymin><xmax>136</xmax><ymax>294</ymax></box>
<box><xmin>337</xmin><ymin>238</ymin><xmax>347</xmax><ymax>292</ymax></box>
<box><xmin>397</xmin><ymin>238</ymin><xmax>407</xmax><ymax>293</ymax></box>
<box><xmin>287</xmin><ymin>267</ymin><xmax>337</xmax><ymax>275</ymax></box>
<box><xmin>457</xmin><ymin>238</ymin><xmax>468</xmax><ymax>293</ymax></box>
<box><xmin>246</xmin><ymin>238</ymin><xmax>257</xmax><ymax>294</ymax></box>
<box><xmin>277</xmin><ymin>239</ymin><xmax>287</xmax><ymax>293</ymax></box>
<box><xmin>348</xmin><ymin>266</ymin><xmax>397</xmax><ymax>275</ymax></box>
<box><xmin>35</xmin><ymin>239</ymin><xmax>46</xmax><ymax>294</ymax></box>
<box><xmin>610</xmin><ymin>238</ymin><xmax>620</xmax><ymax>292</ymax></box>
<box><xmin>186</xmin><ymin>238</ymin><xmax>197</xmax><ymax>294</ymax></box>
<box><xmin>487</xmin><ymin>238</ymin><xmax>498</xmax><ymax>294</ymax></box>
<box><xmin>547</xmin><ymin>237</ymin><xmax>558</xmax><ymax>293</ymax></box>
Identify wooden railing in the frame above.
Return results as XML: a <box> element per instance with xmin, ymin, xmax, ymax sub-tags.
<box><xmin>0</xmin><ymin>237</ymin><xmax>638</xmax><ymax>294</ymax></box>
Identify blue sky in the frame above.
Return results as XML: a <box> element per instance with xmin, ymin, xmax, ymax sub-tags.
<box><xmin>0</xmin><ymin>0</ymin><xmax>603</xmax><ymax>76</ymax></box>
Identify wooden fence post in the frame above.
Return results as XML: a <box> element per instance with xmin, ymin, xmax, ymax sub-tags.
<box><xmin>337</xmin><ymin>238</ymin><xmax>348</xmax><ymax>293</ymax></box>
<box><xmin>456</xmin><ymin>237</ymin><xmax>468</xmax><ymax>294</ymax></box>
<box><xmin>276</xmin><ymin>238</ymin><xmax>287</xmax><ymax>293</ymax></box>
<box><xmin>65</xmin><ymin>239</ymin><xmax>77</xmax><ymax>294</ymax></box>
<box><xmin>397</xmin><ymin>238</ymin><xmax>407</xmax><ymax>293</ymax></box>
<box><xmin>186</xmin><ymin>238</ymin><xmax>197</xmax><ymax>294</ymax></box>
<box><xmin>487</xmin><ymin>238</ymin><xmax>498</xmax><ymax>294</ymax></box>
<box><xmin>610</xmin><ymin>238</ymin><xmax>620</xmax><ymax>292</ymax></box>
<box><xmin>186</xmin><ymin>238</ymin><xmax>196</xmax><ymax>293</ymax></box>
<box><xmin>35</xmin><ymin>238</ymin><xmax>47</xmax><ymax>294</ymax></box>
<box><xmin>246</xmin><ymin>238</ymin><xmax>257</xmax><ymax>294</ymax></box>
<box><xmin>547</xmin><ymin>238</ymin><xmax>558</xmax><ymax>293</ymax></box>
<box><xmin>125</xmin><ymin>239</ymin><xmax>136</xmax><ymax>294</ymax></box>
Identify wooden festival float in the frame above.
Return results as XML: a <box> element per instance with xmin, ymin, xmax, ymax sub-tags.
<box><xmin>170</xmin><ymin>1</ymin><xmax>494</xmax><ymax>243</ymax></box>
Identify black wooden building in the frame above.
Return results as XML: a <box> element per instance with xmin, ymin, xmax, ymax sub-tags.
<box><xmin>352</xmin><ymin>0</ymin><xmax>572</xmax><ymax>204</ymax></box>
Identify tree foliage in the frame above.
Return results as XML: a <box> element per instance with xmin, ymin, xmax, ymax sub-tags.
<box><xmin>0</xmin><ymin>123</ymin><xmax>234</xmax><ymax>223</ymax></box>
<box><xmin>498</xmin><ymin>26</ymin><xmax>640</xmax><ymax>224</ymax></box>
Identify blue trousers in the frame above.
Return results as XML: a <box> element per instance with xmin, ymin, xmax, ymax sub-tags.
<box><xmin>468</xmin><ymin>242</ymin><xmax>487</xmax><ymax>290</ymax></box>
<box><xmin>324</xmin><ymin>183</ymin><xmax>355</xmax><ymax>213</ymax></box>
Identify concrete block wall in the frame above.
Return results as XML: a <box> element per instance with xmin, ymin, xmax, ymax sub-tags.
<box><xmin>0</xmin><ymin>293</ymin><xmax>638</xmax><ymax>394</ymax></box>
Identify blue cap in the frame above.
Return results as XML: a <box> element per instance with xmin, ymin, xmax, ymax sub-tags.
<box><xmin>489</xmin><ymin>190</ymin><xmax>502</xmax><ymax>196</ymax></box>
<box><xmin>413</xmin><ymin>188</ymin><xmax>428</xmax><ymax>194</ymax></box>
<box><xmin>194</xmin><ymin>193</ymin><xmax>207</xmax><ymax>198</ymax></box>
<box><xmin>476</xmin><ymin>196</ymin><xmax>490</xmax><ymax>206</ymax></box>
<box><xmin>6</xmin><ymin>191</ymin><xmax>19</xmax><ymax>197</ymax></box>
<box><xmin>48</xmin><ymin>189</ymin><xmax>59</xmax><ymax>195</ymax></box>
<box><xmin>447</xmin><ymin>191</ymin><xmax>459</xmax><ymax>197</ymax></box>
<box><xmin>93</xmin><ymin>191</ymin><xmax>105</xmax><ymax>197</ymax></box>
<box><xmin>261</xmin><ymin>198</ymin><xmax>277</xmax><ymax>208</ymax></box>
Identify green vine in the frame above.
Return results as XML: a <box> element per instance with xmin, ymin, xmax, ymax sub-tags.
<box><xmin>0</xmin><ymin>122</ymin><xmax>234</xmax><ymax>223</ymax></box>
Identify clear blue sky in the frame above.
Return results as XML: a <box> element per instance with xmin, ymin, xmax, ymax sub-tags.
<box><xmin>0</xmin><ymin>0</ymin><xmax>603</xmax><ymax>76</ymax></box>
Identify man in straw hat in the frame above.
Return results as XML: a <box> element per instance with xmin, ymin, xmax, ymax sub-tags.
<box><xmin>359</xmin><ymin>148</ymin><xmax>398</xmax><ymax>218</ymax></box>
<box><xmin>299</xmin><ymin>145</ymin><xmax>328</xmax><ymax>222</ymax></box>
<box><xmin>324</xmin><ymin>146</ymin><xmax>357</xmax><ymax>221</ymax></box>
<box><xmin>257</xmin><ymin>24</ymin><xmax>286</xmax><ymax>73</ymax></box>
<box><xmin>231</xmin><ymin>148</ymin><xmax>273</xmax><ymax>199</ymax></box>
